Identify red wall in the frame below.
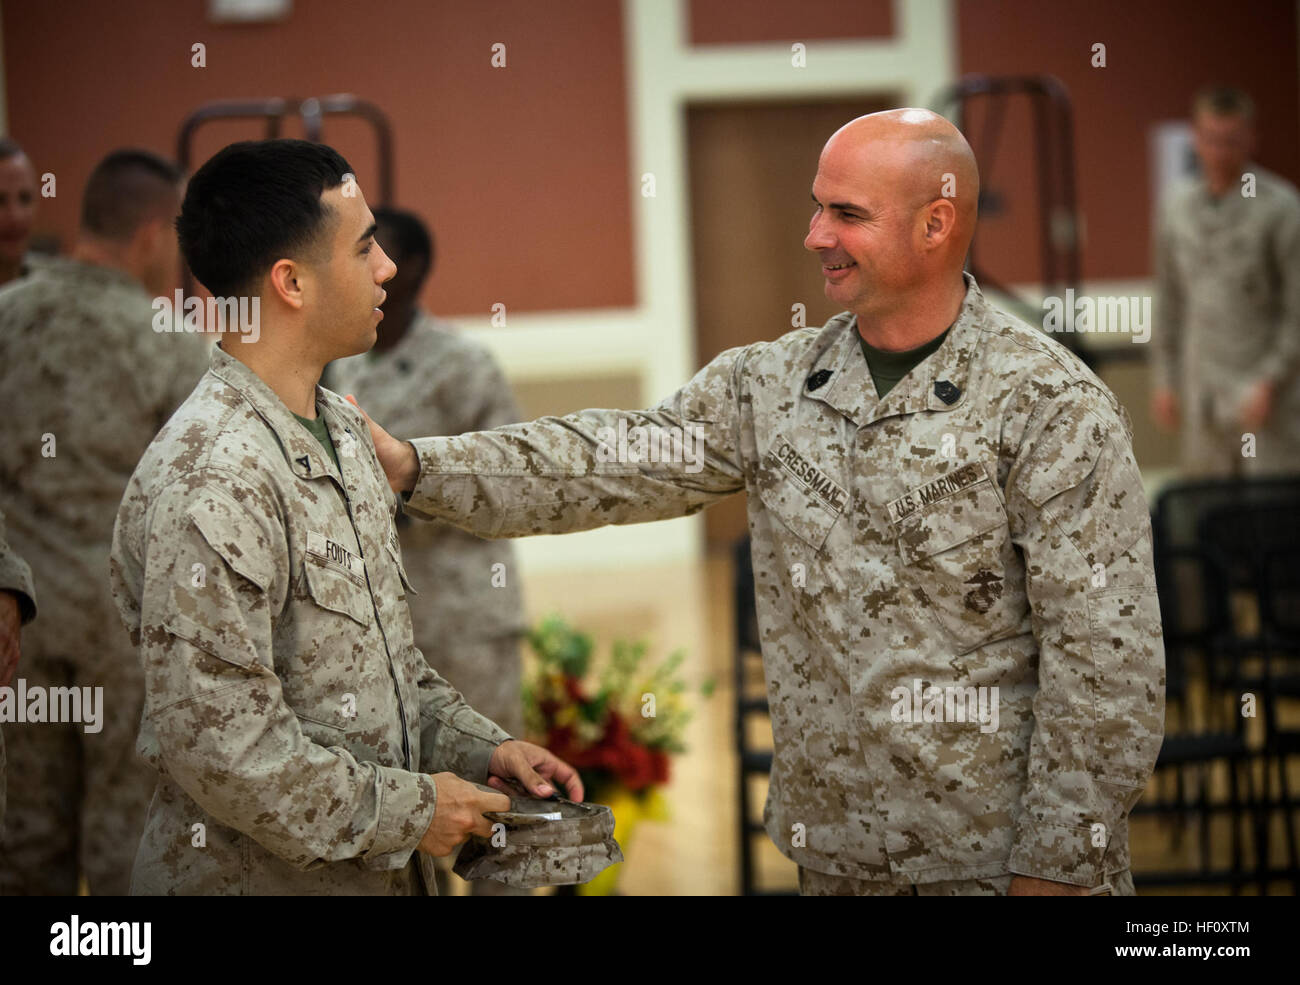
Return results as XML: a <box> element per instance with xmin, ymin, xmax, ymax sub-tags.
<box><xmin>4</xmin><ymin>0</ymin><xmax>1297</xmax><ymax>311</ymax></box>
<box><xmin>2</xmin><ymin>0</ymin><xmax>634</xmax><ymax>315</ymax></box>
<box><xmin>957</xmin><ymin>0</ymin><xmax>1300</xmax><ymax>283</ymax></box>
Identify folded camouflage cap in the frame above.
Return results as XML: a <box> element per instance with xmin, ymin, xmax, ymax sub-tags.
<box><xmin>454</xmin><ymin>790</ymin><xmax>623</xmax><ymax>889</ymax></box>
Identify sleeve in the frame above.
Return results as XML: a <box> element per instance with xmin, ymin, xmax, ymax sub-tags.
<box><xmin>0</xmin><ymin>507</ymin><xmax>36</xmax><ymax>624</ymax></box>
<box><xmin>1003</xmin><ymin>385</ymin><xmax>1165</xmax><ymax>886</ymax></box>
<box><xmin>1150</xmin><ymin>197</ymin><xmax>1184</xmax><ymax>393</ymax></box>
<box><xmin>1253</xmin><ymin>193</ymin><xmax>1300</xmax><ymax>384</ymax></box>
<box><xmin>137</xmin><ymin>472</ymin><xmax>436</xmax><ymax>870</ymax></box>
<box><xmin>415</xmin><ymin>658</ymin><xmax>514</xmax><ymax>779</ymax></box>
<box><xmin>462</xmin><ymin>344</ymin><xmax>523</xmax><ymax>433</ymax></box>
<box><xmin>404</xmin><ymin>345</ymin><xmax>751</xmax><ymax>537</ymax></box>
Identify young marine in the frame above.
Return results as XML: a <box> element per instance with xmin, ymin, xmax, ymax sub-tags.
<box><xmin>110</xmin><ymin>139</ymin><xmax>580</xmax><ymax>895</ymax></box>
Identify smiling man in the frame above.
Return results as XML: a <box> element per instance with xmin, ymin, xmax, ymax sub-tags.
<box><xmin>109</xmin><ymin>139</ymin><xmax>580</xmax><ymax>895</ymax></box>
<box><xmin>358</xmin><ymin>109</ymin><xmax>1164</xmax><ymax>897</ymax></box>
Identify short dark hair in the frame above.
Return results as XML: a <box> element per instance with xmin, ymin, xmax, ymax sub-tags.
<box><xmin>80</xmin><ymin>149</ymin><xmax>183</xmax><ymax>242</ymax></box>
<box><xmin>1193</xmin><ymin>85</ymin><xmax>1255</xmax><ymax>123</ymax></box>
<box><xmin>177</xmin><ymin>139</ymin><xmax>353</xmax><ymax>297</ymax></box>
<box><xmin>373</xmin><ymin>206</ymin><xmax>435</xmax><ymax>280</ymax></box>
<box><xmin>0</xmin><ymin>137</ymin><xmax>26</xmax><ymax>162</ymax></box>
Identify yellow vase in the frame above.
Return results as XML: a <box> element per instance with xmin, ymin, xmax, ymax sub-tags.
<box><xmin>576</xmin><ymin>785</ymin><xmax>669</xmax><ymax>896</ymax></box>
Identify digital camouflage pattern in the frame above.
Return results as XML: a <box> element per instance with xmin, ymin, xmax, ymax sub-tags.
<box><xmin>0</xmin><ymin>257</ymin><xmax>208</xmax><ymax>894</ymax></box>
<box><xmin>405</xmin><ymin>273</ymin><xmax>1165</xmax><ymax>889</ymax></box>
<box><xmin>0</xmin><ymin>507</ymin><xmax>36</xmax><ymax>626</ymax></box>
<box><xmin>327</xmin><ymin>312</ymin><xmax>527</xmax><ymax>735</ymax></box>
<box><xmin>110</xmin><ymin>343</ymin><xmax>513</xmax><ymax>895</ymax></box>
<box><xmin>0</xmin><ymin>506</ymin><xmax>37</xmax><ymax>832</ymax></box>
<box><xmin>453</xmin><ymin>790</ymin><xmax>622</xmax><ymax>888</ymax></box>
<box><xmin>1153</xmin><ymin>166</ymin><xmax>1300</xmax><ymax>475</ymax></box>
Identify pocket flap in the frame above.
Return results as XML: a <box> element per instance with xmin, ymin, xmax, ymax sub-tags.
<box><xmin>894</xmin><ymin>474</ymin><xmax>1007</xmax><ymax>563</ymax></box>
<box><xmin>304</xmin><ymin>555</ymin><xmax>372</xmax><ymax>626</ymax></box>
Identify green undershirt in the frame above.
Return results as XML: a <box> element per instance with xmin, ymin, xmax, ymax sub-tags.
<box><xmin>858</xmin><ymin>327</ymin><xmax>951</xmax><ymax>398</ymax></box>
<box><xmin>294</xmin><ymin>411</ymin><xmax>341</xmax><ymax>473</ymax></box>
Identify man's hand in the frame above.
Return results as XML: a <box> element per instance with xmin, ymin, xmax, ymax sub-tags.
<box><xmin>1151</xmin><ymin>386</ymin><xmax>1180</xmax><ymax>433</ymax></box>
<box><xmin>344</xmin><ymin>394</ymin><xmax>420</xmax><ymax>494</ymax></box>
<box><xmin>418</xmin><ymin>772</ymin><xmax>512</xmax><ymax>857</ymax></box>
<box><xmin>1008</xmin><ymin>875</ymin><xmax>1089</xmax><ymax>896</ymax></box>
<box><xmin>1239</xmin><ymin>379</ymin><xmax>1275</xmax><ymax>432</ymax></box>
<box><xmin>0</xmin><ymin>590</ymin><xmax>22</xmax><ymax>688</ymax></box>
<box><xmin>487</xmin><ymin>738</ymin><xmax>585</xmax><ymax>802</ymax></box>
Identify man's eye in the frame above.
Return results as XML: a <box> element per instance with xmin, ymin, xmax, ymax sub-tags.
<box><xmin>361</xmin><ymin>244</ymin><xmax>373</xmax><ymax>255</ymax></box>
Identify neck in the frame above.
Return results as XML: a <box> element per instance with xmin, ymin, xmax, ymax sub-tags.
<box><xmin>1205</xmin><ymin>166</ymin><xmax>1246</xmax><ymax>198</ymax></box>
<box><xmin>0</xmin><ymin>255</ymin><xmax>22</xmax><ymax>286</ymax></box>
<box><xmin>221</xmin><ymin>332</ymin><xmax>323</xmax><ymax>418</ymax></box>
<box><xmin>854</xmin><ymin>272</ymin><xmax>966</xmax><ymax>352</ymax></box>
<box><xmin>71</xmin><ymin>237</ymin><xmax>142</xmax><ymax>287</ymax></box>
<box><xmin>373</xmin><ymin>305</ymin><xmax>416</xmax><ymax>353</ymax></box>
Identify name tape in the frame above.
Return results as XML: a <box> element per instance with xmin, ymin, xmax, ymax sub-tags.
<box><xmin>888</xmin><ymin>462</ymin><xmax>986</xmax><ymax>523</ymax></box>
<box><xmin>306</xmin><ymin>530</ymin><xmax>365</xmax><ymax>578</ymax></box>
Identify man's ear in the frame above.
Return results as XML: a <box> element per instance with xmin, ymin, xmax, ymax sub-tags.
<box><xmin>128</xmin><ymin>215</ymin><xmax>168</xmax><ymax>265</ymax></box>
<box><xmin>267</xmin><ymin>258</ymin><xmax>306</xmax><ymax>309</ymax></box>
<box><xmin>922</xmin><ymin>199</ymin><xmax>956</xmax><ymax>250</ymax></box>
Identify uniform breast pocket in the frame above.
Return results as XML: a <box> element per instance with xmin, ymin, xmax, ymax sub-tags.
<box><xmin>303</xmin><ymin>555</ymin><xmax>372</xmax><ymax>627</ymax></box>
<box><xmin>892</xmin><ymin>471</ymin><xmax>1026</xmax><ymax>654</ymax></box>
<box><xmin>753</xmin><ymin>440</ymin><xmax>846</xmax><ymax>554</ymax></box>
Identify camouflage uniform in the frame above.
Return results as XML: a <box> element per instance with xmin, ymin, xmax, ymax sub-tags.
<box><xmin>403</xmin><ymin>273</ymin><xmax>1165</xmax><ymax>894</ymax></box>
<box><xmin>327</xmin><ymin>312</ymin><xmax>527</xmax><ymax>735</ymax></box>
<box><xmin>1153</xmin><ymin>166</ymin><xmax>1300</xmax><ymax>476</ymax></box>
<box><xmin>0</xmin><ymin>507</ymin><xmax>38</xmax><ymax>832</ymax></box>
<box><xmin>0</xmin><ymin>257</ymin><xmax>208</xmax><ymax>895</ymax></box>
<box><xmin>110</xmin><ymin>344</ymin><xmax>513</xmax><ymax>895</ymax></box>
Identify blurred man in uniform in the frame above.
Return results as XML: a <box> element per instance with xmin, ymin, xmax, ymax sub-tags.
<box><xmin>0</xmin><ymin>138</ymin><xmax>46</xmax><ymax>286</ymax></box>
<box><xmin>0</xmin><ymin>149</ymin><xmax>209</xmax><ymax>895</ymax></box>
<box><xmin>1152</xmin><ymin>86</ymin><xmax>1300</xmax><ymax>477</ymax></box>
<box><xmin>110</xmin><ymin>139</ymin><xmax>580</xmax><ymax>895</ymax></box>
<box><xmin>0</xmin><ymin>508</ymin><xmax>38</xmax><ymax>832</ymax></box>
<box><xmin>361</xmin><ymin>109</ymin><xmax>1165</xmax><ymax>896</ymax></box>
<box><xmin>326</xmin><ymin>207</ymin><xmax>529</xmax><ymax>896</ymax></box>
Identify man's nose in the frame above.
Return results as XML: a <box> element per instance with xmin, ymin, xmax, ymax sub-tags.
<box><xmin>378</xmin><ymin>250</ymin><xmax>397</xmax><ymax>284</ymax></box>
<box><xmin>804</xmin><ymin>214</ymin><xmax>834</xmax><ymax>251</ymax></box>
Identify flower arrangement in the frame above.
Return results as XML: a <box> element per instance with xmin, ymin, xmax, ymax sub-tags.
<box><xmin>522</xmin><ymin>614</ymin><xmax>713</xmax><ymax>795</ymax></box>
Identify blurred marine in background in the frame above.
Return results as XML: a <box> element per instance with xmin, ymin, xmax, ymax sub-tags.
<box><xmin>1152</xmin><ymin>86</ymin><xmax>1300</xmax><ymax>477</ymax></box>
<box><xmin>326</xmin><ymin>207</ymin><xmax>529</xmax><ymax>897</ymax></box>
<box><xmin>0</xmin><ymin>149</ymin><xmax>209</xmax><ymax>894</ymax></box>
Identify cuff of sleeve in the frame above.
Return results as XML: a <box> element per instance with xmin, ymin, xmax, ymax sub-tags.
<box><xmin>458</xmin><ymin>724</ymin><xmax>515</xmax><ymax>785</ymax></box>
<box><xmin>1007</xmin><ymin>818</ymin><xmax>1106</xmax><ymax>888</ymax></box>
<box><xmin>362</xmin><ymin>766</ymin><xmax>438</xmax><ymax>871</ymax></box>
<box><xmin>402</xmin><ymin>438</ymin><xmax>439</xmax><ymax>518</ymax></box>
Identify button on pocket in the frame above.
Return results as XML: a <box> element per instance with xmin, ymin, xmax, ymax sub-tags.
<box><xmin>892</xmin><ymin>468</ymin><xmax>1026</xmax><ymax>654</ymax></box>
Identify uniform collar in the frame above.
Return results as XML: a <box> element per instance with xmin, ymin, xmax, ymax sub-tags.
<box><xmin>807</xmin><ymin>271</ymin><xmax>986</xmax><ymax>427</ymax></box>
<box><xmin>209</xmin><ymin>342</ymin><xmax>352</xmax><ymax>484</ymax></box>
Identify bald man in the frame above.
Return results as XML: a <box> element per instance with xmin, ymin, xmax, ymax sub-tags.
<box><xmin>356</xmin><ymin>109</ymin><xmax>1164</xmax><ymax>897</ymax></box>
